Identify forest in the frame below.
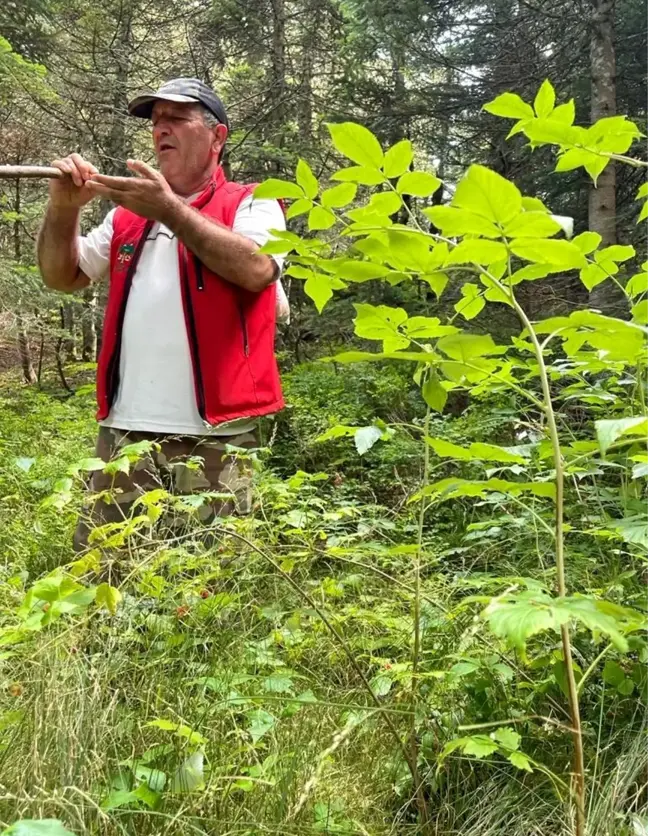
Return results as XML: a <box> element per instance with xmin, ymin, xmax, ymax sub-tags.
<box><xmin>0</xmin><ymin>0</ymin><xmax>646</xmax><ymax>834</ymax></box>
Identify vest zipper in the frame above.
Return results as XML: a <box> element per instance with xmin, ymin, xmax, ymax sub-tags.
<box><xmin>238</xmin><ymin>300</ymin><xmax>249</xmax><ymax>356</ymax></box>
<box><xmin>107</xmin><ymin>221</ymin><xmax>154</xmax><ymax>408</ymax></box>
<box><xmin>194</xmin><ymin>257</ymin><xmax>204</xmax><ymax>291</ymax></box>
<box><xmin>179</xmin><ymin>247</ymin><xmax>206</xmax><ymax>419</ymax></box>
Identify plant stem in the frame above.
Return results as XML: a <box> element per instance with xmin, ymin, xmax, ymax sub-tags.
<box><xmin>495</xmin><ymin>277</ymin><xmax>586</xmax><ymax>836</ymax></box>
<box><xmin>410</xmin><ymin>401</ymin><xmax>432</xmax><ymax>829</ymax></box>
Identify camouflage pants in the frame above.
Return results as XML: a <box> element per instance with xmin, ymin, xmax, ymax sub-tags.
<box><xmin>73</xmin><ymin>426</ymin><xmax>257</xmax><ymax>553</ymax></box>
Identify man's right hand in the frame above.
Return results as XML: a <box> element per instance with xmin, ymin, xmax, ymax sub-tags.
<box><xmin>50</xmin><ymin>153</ymin><xmax>99</xmax><ymax>209</ymax></box>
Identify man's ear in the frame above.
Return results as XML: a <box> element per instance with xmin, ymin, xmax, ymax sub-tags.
<box><xmin>213</xmin><ymin>124</ymin><xmax>228</xmax><ymax>154</ymax></box>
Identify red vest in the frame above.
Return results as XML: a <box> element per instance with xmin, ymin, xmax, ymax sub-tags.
<box><xmin>96</xmin><ymin>166</ymin><xmax>284</xmax><ymax>426</ymax></box>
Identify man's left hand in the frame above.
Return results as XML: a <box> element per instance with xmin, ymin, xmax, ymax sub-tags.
<box><xmin>87</xmin><ymin>160</ymin><xmax>180</xmax><ymax>224</ymax></box>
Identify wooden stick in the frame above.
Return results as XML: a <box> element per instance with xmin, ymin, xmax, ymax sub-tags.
<box><xmin>0</xmin><ymin>165</ymin><xmax>64</xmax><ymax>180</ymax></box>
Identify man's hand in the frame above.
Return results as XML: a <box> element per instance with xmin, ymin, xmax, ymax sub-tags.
<box><xmin>87</xmin><ymin>160</ymin><xmax>180</xmax><ymax>224</ymax></box>
<box><xmin>50</xmin><ymin>153</ymin><xmax>98</xmax><ymax>209</ymax></box>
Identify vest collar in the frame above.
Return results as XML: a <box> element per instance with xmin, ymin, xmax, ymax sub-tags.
<box><xmin>189</xmin><ymin>165</ymin><xmax>227</xmax><ymax>211</ymax></box>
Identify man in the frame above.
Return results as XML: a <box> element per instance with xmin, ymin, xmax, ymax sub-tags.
<box><xmin>37</xmin><ymin>78</ymin><xmax>288</xmax><ymax>551</ymax></box>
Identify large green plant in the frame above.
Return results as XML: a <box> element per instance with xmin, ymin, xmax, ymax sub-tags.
<box><xmin>254</xmin><ymin>79</ymin><xmax>648</xmax><ymax>835</ymax></box>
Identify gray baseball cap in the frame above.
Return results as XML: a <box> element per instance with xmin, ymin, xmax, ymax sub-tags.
<box><xmin>128</xmin><ymin>78</ymin><xmax>229</xmax><ymax>129</ymax></box>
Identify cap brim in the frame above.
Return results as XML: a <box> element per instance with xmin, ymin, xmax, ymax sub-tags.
<box><xmin>128</xmin><ymin>93</ymin><xmax>200</xmax><ymax>119</ymax></box>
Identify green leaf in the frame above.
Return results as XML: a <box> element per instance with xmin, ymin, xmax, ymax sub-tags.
<box><xmin>463</xmin><ymin>735</ymin><xmax>499</xmax><ymax>758</ymax></box>
<box><xmin>330</xmin><ymin>166</ymin><xmax>385</xmax><ymax>185</ymax></box>
<box><xmin>580</xmin><ymin>261</ymin><xmax>617</xmax><ymax>291</ymax></box>
<box><xmin>427</xmin><ymin>438</ymin><xmax>526</xmax><ymax>464</ymax></box>
<box><xmin>508</xmin><ymin>751</ymin><xmax>534</xmax><ymax>772</ymax></box>
<box><xmin>421</xmin><ymin>373</ymin><xmax>447</xmax><ymax>412</ymax></box>
<box><xmin>246</xmin><ymin>709</ymin><xmax>276</xmax><ymax>744</ymax></box>
<box><xmin>481</xmin><ymin>273</ymin><xmax>514</xmax><ymax>307</ymax></box>
<box><xmin>551</xmin><ymin>99</ymin><xmax>576</xmax><ymax>125</ymax></box>
<box><xmin>424</xmin><ymin>206</ymin><xmax>500</xmax><ymax>238</ymax></box>
<box><xmin>304</xmin><ymin>273</ymin><xmax>335</xmax><ymax>313</ymax></box>
<box><xmin>638</xmin><ymin>202</ymin><xmax>648</xmax><ymax>223</ymax></box>
<box><xmin>262</xmin><ymin>674</ymin><xmax>294</xmax><ymax>694</ymax></box>
<box><xmin>420</xmin><ymin>271</ymin><xmax>449</xmax><ymax>297</ymax></box>
<box><xmin>626</xmin><ymin>267</ymin><xmax>648</xmax><ymax>298</ymax></box>
<box><xmin>383</xmin><ymin>139</ymin><xmax>414</xmax><ymax>178</ymax></box>
<box><xmin>335</xmin><ymin>261</ymin><xmax>391</xmax><ymax>282</ymax></box>
<box><xmin>285</xmin><ymin>198</ymin><xmax>313</xmax><ymax>219</ymax></box>
<box><xmin>492</xmin><ymin>727</ymin><xmax>521</xmax><ymax>751</ymax></box>
<box><xmin>613</xmin><ymin>516</ymin><xmax>648</xmax><ymax>549</ymax></box>
<box><xmin>510</xmin><ymin>238</ymin><xmax>587</xmax><ymax>269</ymax></box>
<box><xmin>327</xmin><ymin>122</ymin><xmax>384</xmax><ymax>169</ymax></box>
<box><xmin>146</xmin><ymin>719</ymin><xmax>207</xmax><ymax>745</ymax></box>
<box><xmin>325</xmin><ymin>350</ymin><xmax>437</xmax><ymax>364</ymax></box>
<box><xmin>503</xmin><ymin>212</ymin><xmax>561</xmax><ymax>238</ymax></box>
<box><xmin>595</xmin><ymin>416</ymin><xmax>648</xmax><ymax>454</ymax></box>
<box><xmin>454</xmin><ymin>283</ymin><xmax>485</xmax><ymax>320</ymax></box>
<box><xmin>370</xmin><ymin>672</ymin><xmax>394</xmax><ymax>697</ymax></box>
<box><xmin>534</xmin><ymin>79</ymin><xmax>556</xmax><ymax>118</ymax></box>
<box><xmin>131</xmin><ymin>783</ymin><xmax>160</xmax><ymax>809</ymax></box>
<box><xmin>308</xmin><ymin>206</ymin><xmax>336</xmax><ymax>231</ymax></box>
<box><xmin>100</xmin><ymin>789</ymin><xmax>139</xmax><ymax>811</ymax></box>
<box><xmin>14</xmin><ymin>457</ymin><xmax>36</xmax><ymax>473</ymax></box>
<box><xmin>602</xmin><ymin>660</ymin><xmax>625</xmax><ymax>688</ymax></box>
<box><xmin>483</xmin><ymin>92</ymin><xmax>534</xmax><ymax>120</ymax></box>
<box><xmin>452</xmin><ymin>164</ymin><xmax>522</xmax><ymax>225</ymax></box>
<box><xmin>483</xmin><ymin>591</ymin><xmax>561</xmax><ymax>649</ymax></box>
<box><xmin>295</xmin><ymin>159</ymin><xmax>318</xmax><ymax>199</ymax></box>
<box><xmin>353</xmin><ymin>303</ymin><xmax>410</xmax><ymax>352</ymax></box>
<box><xmin>446</xmin><ymin>239</ymin><xmax>508</xmax><ymax>266</ymax></box>
<box><xmin>2</xmin><ymin>825</ymin><xmax>76</xmax><ymax>836</ymax></box>
<box><xmin>396</xmin><ymin>171</ymin><xmax>441</xmax><ymax>197</ymax></box>
<box><xmin>95</xmin><ymin>583</ymin><xmax>121</xmax><ymax>616</ymax></box>
<box><xmin>254</xmin><ymin>179</ymin><xmax>304</xmax><ymax>200</ymax></box>
<box><xmin>632</xmin><ymin>299</ymin><xmax>648</xmax><ymax>325</ymax></box>
<box><xmin>132</xmin><ymin>764</ymin><xmax>167</xmax><ymax>792</ymax></box>
<box><xmin>404</xmin><ymin>317</ymin><xmax>458</xmax><ymax>339</ymax></box>
<box><xmin>368</xmin><ymin>191</ymin><xmax>403</xmax><ymax>216</ymax></box>
<box><xmin>437</xmin><ymin>333</ymin><xmax>498</xmax><ymax>361</ymax></box>
<box><xmin>573</xmin><ymin>231</ymin><xmax>602</xmax><ymax>254</ymax></box>
<box><xmin>417</xmin><ymin>478</ymin><xmax>555</xmax><ymax>502</ymax></box>
<box><xmin>354</xmin><ymin>425</ymin><xmax>384</xmax><ymax>455</ymax></box>
<box><xmin>170</xmin><ymin>751</ymin><xmax>205</xmax><ymax>793</ymax></box>
<box><xmin>321</xmin><ymin>182</ymin><xmax>356</xmax><ymax>208</ymax></box>
<box><xmin>595</xmin><ymin>244</ymin><xmax>635</xmax><ymax>262</ymax></box>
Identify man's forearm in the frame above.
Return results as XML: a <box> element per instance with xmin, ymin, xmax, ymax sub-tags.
<box><xmin>164</xmin><ymin>200</ymin><xmax>276</xmax><ymax>293</ymax></box>
<box><xmin>37</xmin><ymin>203</ymin><xmax>88</xmax><ymax>293</ymax></box>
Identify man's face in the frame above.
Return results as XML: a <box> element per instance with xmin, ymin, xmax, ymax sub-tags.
<box><xmin>151</xmin><ymin>100</ymin><xmax>226</xmax><ymax>194</ymax></box>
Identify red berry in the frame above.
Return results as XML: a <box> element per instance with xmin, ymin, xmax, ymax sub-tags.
<box><xmin>200</xmin><ymin>589</ymin><xmax>210</xmax><ymax>599</ymax></box>
<box><xmin>176</xmin><ymin>605</ymin><xmax>190</xmax><ymax>618</ymax></box>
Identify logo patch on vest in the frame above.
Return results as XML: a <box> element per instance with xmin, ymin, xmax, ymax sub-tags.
<box><xmin>116</xmin><ymin>243</ymin><xmax>135</xmax><ymax>271</ymax></box>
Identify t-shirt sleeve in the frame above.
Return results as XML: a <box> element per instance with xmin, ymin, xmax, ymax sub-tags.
<box><xmin>233</xmin><ymin>195</ymin><xmax>290</xmax><ymax>324</ymax></box>
<box><xmin>77</xmin><ymin>208</ymin><xmax>115</xmax><ymax>281</ymax></box>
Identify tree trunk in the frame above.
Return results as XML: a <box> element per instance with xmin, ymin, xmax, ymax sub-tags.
<box><xmin>81</xmin><ymin>287</ymin><xmax>98</xmax><ymax>361</ymax></box>
<box><xmin>11</xmin><ymin>171</ymin><xmax>36</xmax><ymax>384</ymax></box>
<box><xmin>17</xmin><ymin>313</ymin><xmax>37</xmax><ymax>384</ymax></box>
<box><xmin>268</xmin><ymin>0</ymin><xmax>287</xmax><ymax>173</ymax></box>
<box><xmin>588</xmin><ymin>0</ymin><xmax>624</xmax><ymax>313</ymax></box>
<box><xmin>297</xmin><ymin>0</ymin><xmax>321</xmax><ymax>151</ymax></box>
<box><xmin>61</xmin><ymin>302</ymin><xmax>78</xmax><ymax>361</ymax></box>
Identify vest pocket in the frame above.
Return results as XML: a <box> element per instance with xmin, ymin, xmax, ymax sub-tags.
<box><xmin>237</xmin><ymin>301</ymin><xmax>249</xmax><ymax>356</ymax></box>
<box><xmin>194</xmin><ymin>257</ymin><xmax>205</xmax><ymax>291</ymax></box>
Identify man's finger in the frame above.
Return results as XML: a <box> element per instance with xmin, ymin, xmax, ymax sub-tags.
<box><xmin>89</xmin><ymin>173</ymin><xmax>136</xmax><ymax>190</ymax></box>
<box><xmin>127</xmin><ymin>159</ymin><xmax>160</xmax><ymax>180</ymax></box>
<box><xmin>86</xmin><ymin>181</ymin><xmax>124</xmax><ymax>202</ymax></box>
<box><xmin>70</xmin><ymin>153</ymin><xmax>97</xmax><ymax>182</ymax></box>
<box><xmin>53</xmin><ymin>157</ymin><xmax>83</xmax><ymax>187</ymax></box>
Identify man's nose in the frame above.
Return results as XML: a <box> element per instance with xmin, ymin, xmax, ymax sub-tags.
<box><xmin>153</xmin><ymin>122</ymin><xmax>171</xmax><ymax>141</ymax></box>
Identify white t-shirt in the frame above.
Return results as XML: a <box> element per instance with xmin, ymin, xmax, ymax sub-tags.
<box><xmin>79</xmin><ymin>195</ymin><xmax>288</xmax><ymax>436</ymax></box>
